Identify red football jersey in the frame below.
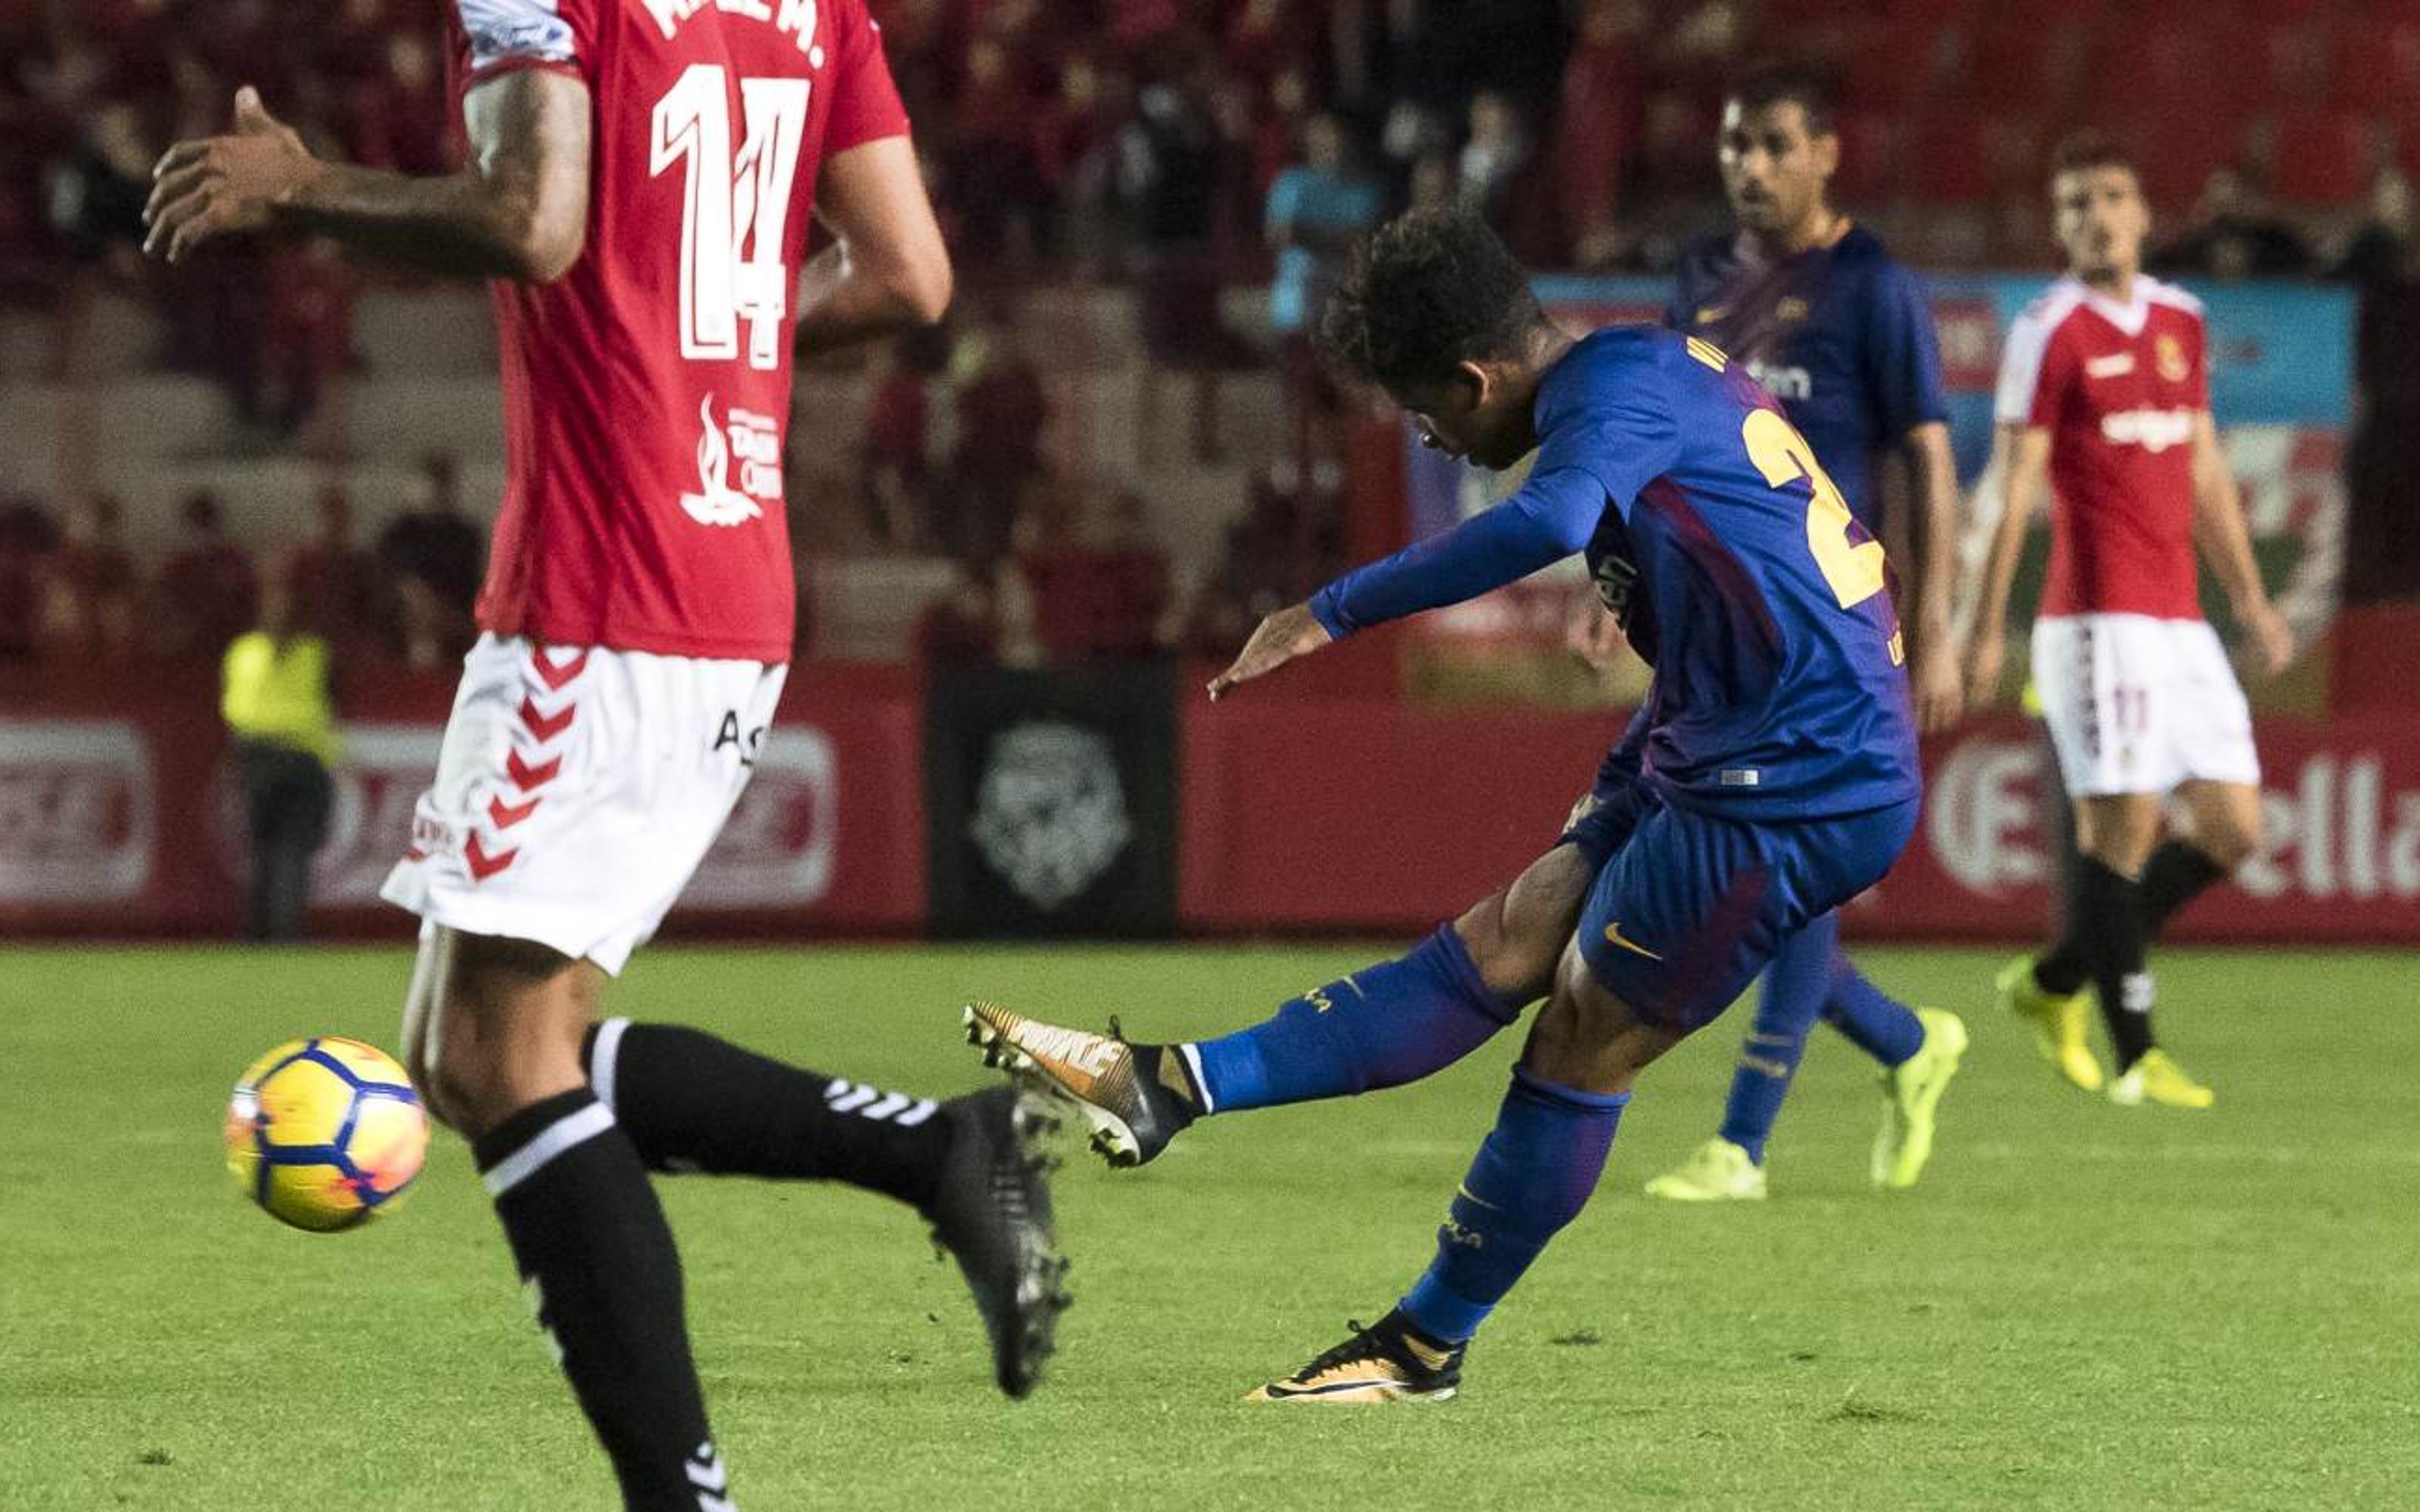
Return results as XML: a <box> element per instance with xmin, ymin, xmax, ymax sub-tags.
<box><xmin>1993</xmin><ymin>274</ymin><xmax>2210</xmax><ymax>621</ymax></box>
<box><xmin>445</xmin><ymin>0</ymin><xmax>910</xmax><ymax>661</ymax></box>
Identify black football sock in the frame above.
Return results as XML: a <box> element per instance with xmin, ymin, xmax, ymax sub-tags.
<box><xmin>2033</xmin><ymin>848</ymin><xmax>2095</xmax><ymax>998</ymax></box>
<box><xmin>473</xmin><ymin>1089</ymin><xmax>731</xmax><ymax>1512</ymax></box>
<box><xmin>2072</xmin><ymin>856</ymin><xmax>2156</xmax><ymax>1070</ymax></box>
<box><xmin>2040</xmin><ymin>840</ymin><xmax>2231</xmax><ymax>997</ymax></box>
<box><xmin>2139</xmin><ymin>840</ymin><xmax>2229</xmax><ymax>936</ymax></box>
<box><xmin>585</xmin><ymin>1019</ymin><xmax>953</xmax><ymax>1213</ymax></box>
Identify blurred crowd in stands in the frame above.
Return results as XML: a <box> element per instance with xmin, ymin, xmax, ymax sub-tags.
<box><xmin>13</xmin><ymin>1</ymin><xmax>2420</xmax><ymax>296</ymax></box>
<box><xmin>8</xmin><ymin>0</ymin><xmax>2420</xmax><ymax>659</ymax></box>
<box><xmin>0</xmin><ymin>453</ymin><xmax>482</xmax><ymax>669</ymax></box>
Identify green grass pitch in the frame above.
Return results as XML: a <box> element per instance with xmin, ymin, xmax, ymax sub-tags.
<box><xmin>4</xmin><ymin>943</ymin><xmax>2415</xmax><ymax>1510</ymax></box>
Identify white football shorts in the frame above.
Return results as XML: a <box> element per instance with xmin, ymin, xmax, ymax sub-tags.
<box><xmin>2031</xmin><ymin>613</ymin><xmax>2260</xmax><ymax>798</ymax></box>
<box><xmin>381</xmin><ymin>634</ymin><xmax>788</xmax><ymax>974</ymax></box>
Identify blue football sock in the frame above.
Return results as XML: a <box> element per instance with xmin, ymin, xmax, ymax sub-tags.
<box><xmin>1187</xmin><ymin>926</ymin><xmax>1519</xmax><ymax>1114</ymax></box>
<box><xmin>1715</xmin><ymin>913</ymin><xmax>1830</xmax><ymax>1163</ymax></box>
<box><xmin>1399</xmin><ymin>1069</ymin><xmax>1627</xmax><ymax>1344</ymax></box>
<box><xmin>1822</xmin><ymin>959</ymin><xmax>1925</xmax><ymax>1067</ymax></box>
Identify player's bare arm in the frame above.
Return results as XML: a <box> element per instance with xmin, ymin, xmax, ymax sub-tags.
<box><xmin>796</xmin><ymin>137</ymin><xmax>952</xmax><ymax>352</ymax></box>
<box><xmin>1899</xmin><ymin>420</ymin><xmax>1964</xmax><ymax>733</ymax></box>
<box><xmin>2187</xmin><ymin>412</ymin><xmax>2292</xmax><ymax>677</ymax></box>
<box><xmin>1962</xmin><ymin>422</ymin><xmax>2052</xmax><ymax>706</ymax></box>
<box><xmin>1207</xmin><ymin>603</ymin><xmax>1334</xmax><ymax>701</ymax></box>
<box><xmin>145</xmin><ymin>76</ymin><xmax>590</xmax><ymax>281</ymax></box>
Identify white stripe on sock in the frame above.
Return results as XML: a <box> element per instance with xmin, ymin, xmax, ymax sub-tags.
<box><xmin>482</xmin><ymin>1101</ymin><xmax>617</xmax><ymax>1198</ymax></box>
<box><xmin>688</xmin><ymin>1442</ymin><xmax>735</xmax><ymax>1509</ymax></box>
<box><xmin>589</xmin><ymin>1017</ymin><xmax>632</xmax><ymax>1111</ymax></box>
<box><xmin>861</xmin><ymin>1092</ymin><xmax>912</xmax><ymax>1120</ymax></box>
<box><xmin>1178</xmin><ymin>1042</ymin><xmax>1214</xmax><ymax>1114</ymax></box>
<box><xmin>827</xmin><ymin>1084</ymin><xmax>879</xmax><ymax>1114</ymax></box>
<box><xmin>893</xmin><ymin>1098</ymin><xmax>939</xmax><ymax>1126</ymax></box>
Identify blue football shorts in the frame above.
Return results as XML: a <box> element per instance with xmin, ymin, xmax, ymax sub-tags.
<box><xmin>1560</xmin><ymin>777</ymin><xmax>1918</xmax><ymax>1033</ymax></box>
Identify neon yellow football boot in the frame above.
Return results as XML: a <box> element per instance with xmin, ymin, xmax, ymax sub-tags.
<box><xmin>1997</xmin><ymin>954</ymin><xmax>2102</xmax><ymax>1093</ymax></box>
<box><xmin>1872</xmin><ymin>1007</ymin><xmax>1968</xmax><ymax>1190</ymax></box>
<box><xmin>1642</xmin><ymin>1137</ymin><xmax>1767</xmax><ymax>1202</ymax></box>
<box><xmin>2108</xmin><ymin>1049</ymin><xmax>2215</xmax><ymax>1109</ymax></box>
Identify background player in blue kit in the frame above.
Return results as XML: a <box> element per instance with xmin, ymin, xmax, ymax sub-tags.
<box><xmin>976</xmin><ymin>209</ymin><xmax>1923</xmax><ymax>1401</ymax></box>
<box><xmin>1639</xmin><ymin>63</ymin><xmax>1970</xmax><ymax>1202</ymax></box>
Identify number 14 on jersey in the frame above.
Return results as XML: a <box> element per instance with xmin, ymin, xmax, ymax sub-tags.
<box><xmin>652</xmin><ymin>66</ymin><xmax>811</xmax><ymax>371</ymax></box>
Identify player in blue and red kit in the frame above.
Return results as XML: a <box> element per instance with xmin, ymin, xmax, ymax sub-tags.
<box><xmin>1638</xmin><ymin>62</ymin><xmax>1969</xmax><ymax>1201</ymax></box>
<box><xmin>973</xmin><ymin>209</ymin><xmax>1921</xmax><ymax>1401</ymax></box>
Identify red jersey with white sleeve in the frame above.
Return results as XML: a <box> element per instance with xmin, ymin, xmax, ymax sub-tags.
<box><xmin>444</xmin><ymin>0</ymin><xmax>910</xmax><ymax>662</ymax></box>
<box><xmin>1991</xmin><ymin>273</ymin><xmax>2210</xmax><ymax>621</ymax></box>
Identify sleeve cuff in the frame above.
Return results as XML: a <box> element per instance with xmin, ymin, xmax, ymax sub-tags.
<box><xmin>1307</xmin><ymin>587</ymin><xmax>1356</xmax><ymax>641</ymax></box>
<box><xmin>826</xmin><ymin>121</ymin><xmax>912</xmax><ymax>158</ymax></box>
<box><xmin>458</xmin><ymin>56</ymin><xmax>585</xmax><ymax>98</ymax></box>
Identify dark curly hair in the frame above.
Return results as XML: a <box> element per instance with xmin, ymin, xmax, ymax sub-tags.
<box><xmin>1318</xmin><ymin>208</ymin><xmax>1546</xmax><ymax>394</ymax></box>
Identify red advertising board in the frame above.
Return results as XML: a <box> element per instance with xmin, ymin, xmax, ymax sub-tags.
<box><xmin>1179</xmin><ymin>702</ymin><xmax>2420</xmax><ymax>943</ymax></box>
<box><xmin>1888</xmin><ymin>717</ymin><xmax>2420</xmax><ymax>942</ymax></box>
<box><xmin>0</xmin><ymin>664</ymin><xmax>927</xmax><ymax>937</ymax></box>
<box><xmin>5</xmin><ymin>666</ymin><xmax>2416</xmax><ymax>943</ymax></box>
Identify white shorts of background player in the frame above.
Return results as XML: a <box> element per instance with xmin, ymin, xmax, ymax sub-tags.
<box><xmin>2031</xmin><ymin>612</ymin><xmax>2260</xmax><ymax>799</ymax></box>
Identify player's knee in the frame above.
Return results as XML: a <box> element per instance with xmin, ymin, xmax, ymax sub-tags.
<box><xmin>2195</xmin><ymin>821</ymin><xmax>2257</xmax><ymax>873</ymax></box>
<box><xmin>426</xmin><ymin>1028</ymin><xmax>576</xmax><ymax>1141</ymax></box>
<box><xmin>419</xmin><ymin>936</ymin><xmax>593</xmax><ymax>1139</ymax></box>
<box><xmin>1522</xmin><ymin>953</ymin><xmax>1674</xmax><ymax>1095</ymax></box>
<box><xmin>1458</xmin><ymin>848</ymin><xmax>1594</xmax><ymax>1005</ymax></box>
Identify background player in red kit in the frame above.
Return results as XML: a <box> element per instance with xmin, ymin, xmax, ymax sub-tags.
<box><xmin>144</xmin><ymin>2</ymin><xmax>1067</xmax><ymax>1505</ymax></box>
<box><xmin>1964</xmin><ymin>132</ymin><xmax>2293</xmax><ymax>1111</ymax></box>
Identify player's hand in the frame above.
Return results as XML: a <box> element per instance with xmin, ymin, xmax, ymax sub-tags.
<box><xmin>1960</xmin><ymin>627</ymin><xmax>2004</xmax><ymax>712</ymax></box>
<box><xmin>1207</xmin><ymin>603</ymin><xmax>1332</xmax><ymax>701</ymax></box>
<box><xmin>2239</xmin><ymin>600</ymin><xmax>2294</xmax><ymax>678</ymax></box>
<box><xmin>1912</xmin><ymin>637</ymin><xmax>1965</xmax><ymax>736</ymax></box>
<box><xmin>144</xmin><ymin>88</ymin><xmax>318</xmax><ymax>264</ymax></box>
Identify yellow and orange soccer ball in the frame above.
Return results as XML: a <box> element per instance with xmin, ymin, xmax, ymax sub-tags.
<box><xmin>224</xmin><ymin>1037</ymin><xmax>430</xmax><ymax>1232</ymax></box>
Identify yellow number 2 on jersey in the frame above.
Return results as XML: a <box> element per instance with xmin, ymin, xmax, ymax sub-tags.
<box><xmin>1739</xmin><ymin>408</ymin><xmax>1888</xmax><ymax>611</ymax></box>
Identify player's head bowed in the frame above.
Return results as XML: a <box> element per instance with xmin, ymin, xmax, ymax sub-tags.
<box><xmin>1321</xmin><ymin>209</ymin><xmax>1556</xmax><ymax>471</ymax></box>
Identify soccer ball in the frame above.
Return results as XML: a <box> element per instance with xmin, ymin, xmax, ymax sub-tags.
<box><xmin>225</xmin><ymin>1036</ymin><xmax>430</xmax><ymax>1232</ymax></box>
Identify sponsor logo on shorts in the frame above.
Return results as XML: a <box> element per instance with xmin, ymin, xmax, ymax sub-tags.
<box><xmin>1601</xmin><ymin>922</ymin><xmax>1663</xmax><ymax>961</ymax></box>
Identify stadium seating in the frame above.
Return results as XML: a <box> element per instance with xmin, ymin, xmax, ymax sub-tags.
<box><xmin>2263</xmin><ymin>109</ymin><xmax>2376</xmax><ymax>207</ymax></box>
<box><xmin>2332</xmin><ymin>14</ymin><xmax>2420</xmax><ymax>113</ymax></box>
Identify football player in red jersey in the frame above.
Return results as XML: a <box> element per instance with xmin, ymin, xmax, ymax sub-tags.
<box><xmin>147</xmin><ymin>4</ymin><xmax>1065</xmax><ymax>1504</ymax></box>
<box><xmin>1964</xmin><ymin>132</ymin><xmax>2293</xmax><ymax>1111</ymax></box>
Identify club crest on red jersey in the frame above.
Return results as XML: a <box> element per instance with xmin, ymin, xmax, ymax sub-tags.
<box><xmin>2155</xmin><ymin>332</ymin><xmax>2190</xmax><ymax>383</ymax></box>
